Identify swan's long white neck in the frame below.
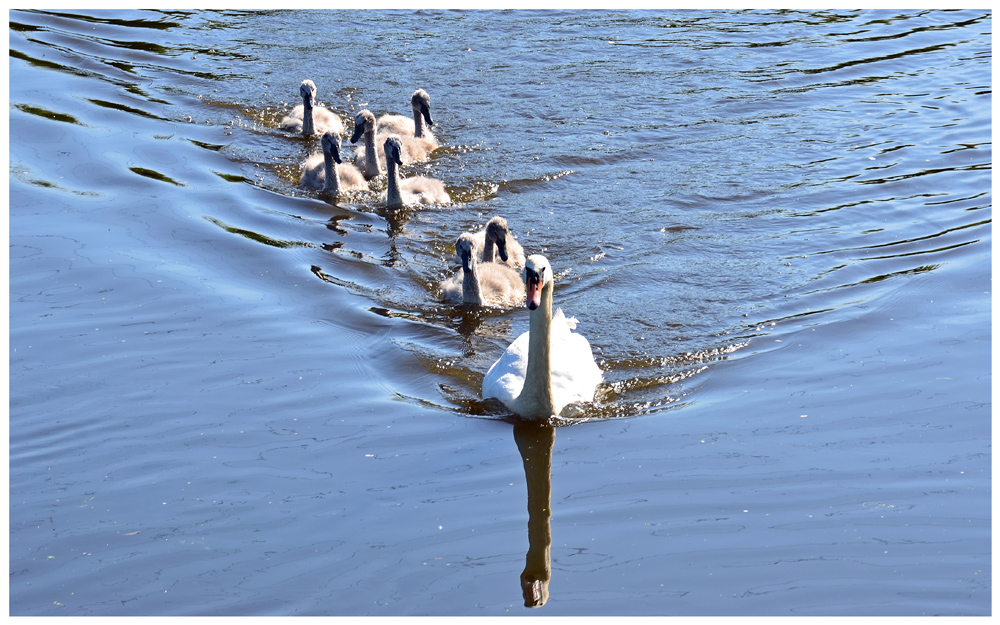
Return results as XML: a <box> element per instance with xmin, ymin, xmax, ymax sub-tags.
<box><xmin>322</xmin><ymin>151</ymin><xmax>341</xmax><ymax>193</ymax></box>
<box><xmin>512</xmin><ymin>281</ymin><xmax>554</xmax><ymax>420</ymax></box>
<box><xmin>385</xmin><ymin>152</ymin><xmax>402</xmax><ymax>208</ymax></box>
<box><xmin>302</xmin><ymin>96</ymin><xmax>315</xmax><ymax>136</ymax></box>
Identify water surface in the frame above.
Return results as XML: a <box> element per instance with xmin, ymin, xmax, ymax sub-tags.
<box><xmin>9</xmin><ymin>9</ymin><xmax>991</xmax><ymax>615</ymax></box>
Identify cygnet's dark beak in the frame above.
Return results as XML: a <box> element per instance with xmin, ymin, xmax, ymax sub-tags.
<box><xmin>496</xmin><ymin>238</ymin><xmax>509</xmax><ymax>263</ymax></box>
<box><xmin>350</xmin><ymin>121</ymin><xmax>364</xmax><ymax>144</ymax></box>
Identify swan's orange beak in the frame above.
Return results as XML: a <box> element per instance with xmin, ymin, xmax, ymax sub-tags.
<box><xmin>525</xmin><ymin>271</ymin><xmax>542</xmax><ymax>310</ymax></box>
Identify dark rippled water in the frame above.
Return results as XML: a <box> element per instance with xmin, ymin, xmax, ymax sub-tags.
<box><xmin>9</xmin><ymin>9</ymin><xmax>991</xmax><ymax>616</ymax></box>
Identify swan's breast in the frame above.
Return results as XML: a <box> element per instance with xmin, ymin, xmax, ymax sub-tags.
<box><xmin>482</xmin><ymin>330</ymin><xmax>530</xmax><ymax>405</ymax></box>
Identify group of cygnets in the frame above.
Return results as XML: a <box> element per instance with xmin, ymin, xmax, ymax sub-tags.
<box><xmin>280</xmin><ymin>79</ymin><xmax>602</xmax><ymax>421</ymax></box>
<box><xmin>286</xmin><ymin>79</ymin><xmax>449</xmax><ymax>208</ymax></box>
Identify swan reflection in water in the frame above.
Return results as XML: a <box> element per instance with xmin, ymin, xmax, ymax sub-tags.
<box><xmin>513</xmin><ymin>420</ymin><xmax>556</xmax><ymax>608</ymax></box>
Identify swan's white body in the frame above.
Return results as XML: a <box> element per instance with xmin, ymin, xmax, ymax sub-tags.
<box><xmin>441</xmin><ymin>232</ymin><xmax>524</xmax><ymax>307</ymax></box>
<box><xmin>300</xmin><ymin>131</ymin><xmax>368</xmax><ymax>193</ymax></box>
<box><xmin>280</xmin><ymin>80</ymin><xmax>344</xmax><ymax>136</ymax></box>
<box><xmin>483</xmin><ymin>255</ymin><xmax>602</xmax><ymax>420</ymax></box>
<box><xmin>454</xmin><ymin>216</ymin><xmax>526</xmax><ymax>268</ymax></box>
<box><xmin>381</xmin><ymin>135</ymin><xmax>449</xmax><ymax>208</ymax></box>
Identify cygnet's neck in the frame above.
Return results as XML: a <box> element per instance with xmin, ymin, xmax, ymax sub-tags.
<box><xmin>462</xmin><ymin>260</ymin><xmax>484</xmax><ymax>306</ymax></box>
<box><xmin>385</xmin><ymin>154</ymin><xmax>402</xmax><ymax>208</ymax></box>
<box><xmin>322</xmin><ymin>151</ymin><xmax>341</xmax><ymax>194</ymax></box>
<box><xmin>302</xmin><ymin>98</ymin><xmax>315</xmax><ymax>136</ymax></box>
<box><xmin>413</xmin><ymin>104</ymin><xmax>427</xmax><ymax>138</ymax></box>
<box><xmin>364</xmin><ymin>126</ymin><xmax>381</xmax><ymax>178</ymax></box>
<box><xmin>482</xmin><ymin>236</ymin><xmax>498</xmax><ymax>263</ymax></box>
<box><xmin>512</xmin><ymin>282</ymin><xmax>554</xmax><ymax>420</ymax></box>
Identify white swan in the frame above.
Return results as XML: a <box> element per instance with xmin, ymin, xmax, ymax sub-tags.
<box><xmin>482</xmin><ymin>255</ymin><xmax>602</xmax><ymax>420</ymax></box>
<box><xmin>453</xmin><ymin>216</ymin><xmax>526</xmax><ymax>268</ymax></box>
<box><xmin>441</xmin><ymin>232</ymin><xmax>524</xmax><ymax>307</ymax></box>
<box><xmin>280</xmin><ymin>80</ymin><xmax>344</xmax><ymax>137</ymax></box>
<box><xmin>300</xmin><ymin>131</ymin><xmax>368</xmax><ymax>193</ymax></box>
<box><xmin>381</xmin><ymin>135</ymin><xmax>450</xmax><ymax>209</ymax></box>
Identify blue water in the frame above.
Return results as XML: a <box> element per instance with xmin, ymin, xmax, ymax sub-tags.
<box><xmin>9</xmin><ymin>9</ymin><xmax>991</xmax><ymax>615</ymax></box>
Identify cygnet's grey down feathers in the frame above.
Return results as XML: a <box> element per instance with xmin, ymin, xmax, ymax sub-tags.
<box><xmin>453</xmin><ymin>216</ymin><xmax>526</xmax><ymax>268</ymax></box>
<box><xmin>377</xmin><ymin>89</ymin><xmax>438</xmax><ymax>147</ymax></box>
<box><xmin>441</xmin><ymin>232</ymin><xmax>524</xmax><ymax>307</ymax></box>
<box><xmin>381</xmin><ymin>135</ymin><xmax>449</xmax><ymax>208</ymax></box>
<box><xmin>352</xmin><ymin>89</ymin><xmax>438</xmax><ymax>176</ymax></box>
<box><xmin>300</xmin><ymin>131</ymin><xmax>368</xmax><ymax>193</ymax></box>
<box><xmin>280</xmin><ymin>79</ymin><xmax>344</xmax><ymax>136</ymax></box>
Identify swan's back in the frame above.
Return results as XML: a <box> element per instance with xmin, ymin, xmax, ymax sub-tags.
<box><xmin>337</xmin><ymin>163</ymin><xmax>368</xmax><ymax>191</ymax></box>
<box><xmin>309</xmin><ymin>107</ymin><xmax>345</xmax><ymax>135</ymax></box>
<box><xmin>394</xmin><ymin>133</ymin><xmax>437</xmax><ymax>162</ymax></box>
<box><xmin>378</xmin><ymin>88</ymin><xmax>436</xmax><ymax>139</ymax></box>
<box><xmin>440</xmin><ymin>272</ymin><xmax>463</xmax><ymax>304</ymax></box>
<box><xmin>476</xmin><ymin>263</ymin><xmax>525</xmax><ymax>306</ymax></box>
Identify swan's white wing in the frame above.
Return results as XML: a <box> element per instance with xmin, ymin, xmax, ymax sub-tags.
<box><xmin>482</xmin><ymin>330</ymin><xmax>530</xmax><ymax>408</ymax></box>
<box><xmin>482</xmin><ymin>310</ymin><xmax>601</xmax><ymax>416</ymax></box>
<box><xmin>550</xmin><ymin>310</ymin><xmax>602</xmax><ymax>413</ymax></box>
